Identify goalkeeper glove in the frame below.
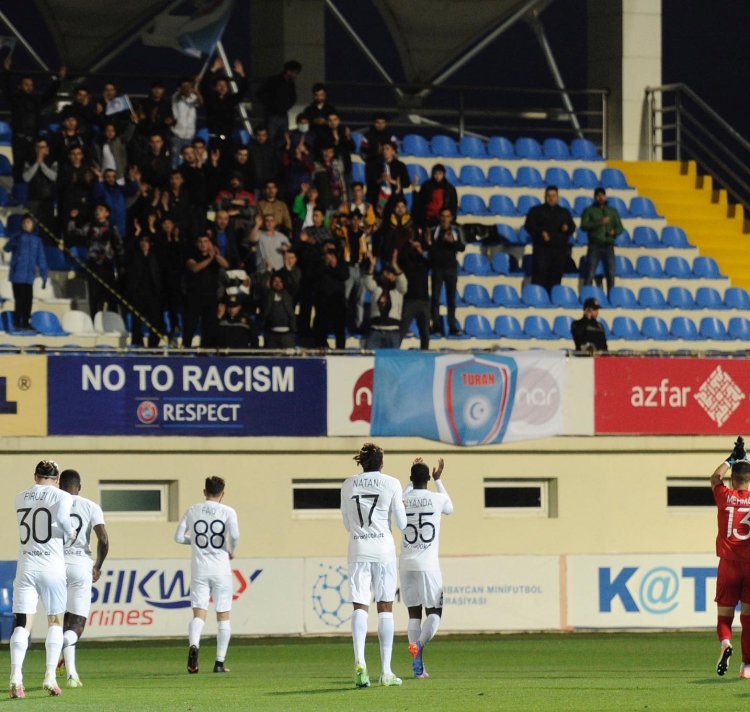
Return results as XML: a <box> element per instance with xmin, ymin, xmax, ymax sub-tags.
<box><xmin>726</xmin><ymin>436</ymin><xmax>746</xmax><ymax>466</ymax></box>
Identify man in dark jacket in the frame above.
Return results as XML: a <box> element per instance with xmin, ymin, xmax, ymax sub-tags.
<box><xmin>428</xmin><ymin>208</ymin><xmax>465</xmax><ymax>335</ymax></box>
<box><xmin>261</xmin><ymin>273</ymin><xmax>296</xmax><ymax>349</ymax></box>
<box><xmin>399</xmin><ymin>232</ymin><xmax>432</xmax><ymax>350</ymax></box>
<box><xmin>256</xmin><ymin>60</ymin><xmax>301</xmax><ymax>146</ymax></box>
<box><xmin>360</xmin><ymin>115</ymin><xmax>398</xmax><ymax>205</ymax></box>
<box><xmin>302</xmin><ymin>83</ymin><xmax>337</xmax><ymax>145</ymax></box>
<box><xmin>127</xmin><ymin>234</ymin><xmax>163</xmax><ymax>347</ymax></box>
<box><xmin>413</xmin><ymin>164</ymin><xmax>458</xmax><ymax>229</ymax></box>
<box><xmin>312</xmin><ymin>243</ymin><xmax>349</xmax><ymax>349</ymax></box>
<box><xmin>200</xmin><ymin>57</ymin><xmax>248</xmax><ymax>160</ymax></box>
<box><xmin>571</xmin><ymin>297</ymin><xmax>607</xmax><ymax>352</ymax></box>
<box><xmin>523</xmin><ymin>185</ymin><xmax>576</xmax><ymax>295</ymax></box>
<box><xmin>248</xmin><ymin>125</ymin><xmax>280</xmax><ymax>193</ymax></box>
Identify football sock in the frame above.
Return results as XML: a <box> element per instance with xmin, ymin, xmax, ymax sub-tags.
<box><xmin>45</xmin><ymin>625</ymin><xmax>64</xmax><ymax>679</ymax></box>
<box><xmin>407</xmin><ymin>618</ymin><xmax>421</xmax><ymax>644</ymax></box>
<box><xmin>188</xmin><ymin>617</ymin><xmax>205</xmax><ymax>648</ymax></box>
<box><xmin>351</xmin><ymin>609</ymin><xmax>368</xmax><ymax>665</ymax></box>
<box><xmin>10</xmin><ymin>627</ymin><xmax>29</xmax><ymax>680</ymax></box>
<box><xmin>419</xmin><ymin>613</ymin><xmax>441</xmax><ymax>647</ymax></box>
<box><xmin>718</xmin><ymin>615</ymin><xmax>734</xmax><ymax>643</ymax></box>
<box><xmin>216</xmin><ymin>621</ymin><xmax>231</xmax><ymax>663</ymax></box>
<box><xmin>378</xmin><ymin>611</ymin><xmax>395</xmax><ymax>676</ymax></box>
<box><xmin>62</xmin><ymin>630</ymin><xmax>79</xmax><ymax>678</ymax></box>
<box><xmin>741</xmin><ymin>615</ymin><xmax>750</xmax><ymax>663</ymax></box>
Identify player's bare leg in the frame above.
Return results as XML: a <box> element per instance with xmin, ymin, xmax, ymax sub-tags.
<box><xmin>8</xmin><ymin>613</ymin><xmax>31</xmax><ymax>698</ymax></box>
<box><xmin>377</xmin><ymin>601</ymin><xmax>401</xmax><ymax>686</ymax></box>
<box><xmin>717</xmin><ymin>604</ymin><xmax>735</xmax><ymax>676</ymax></box>
<box><xmin>62</xmin><ymin>612</ymin><xmax>87</xmax><ymax>687</ymax></box>
<box><xmin>43</xmin><ymin>614</ymin><xmax>64</xmax><ymax>696</ymax></box>
<box><xmin>188</xmin><ymin>608</ymin><xmax>207</xmax><ymax>673</ymax></box>
<box><xmin>352</xmin><ymin>603</ymin><xmax>370</xmax><ymax>687</ymax></box>
<box><xmin>407</xmin><ymin>605</ymin><xmax>426</xmax><ymax>677</ymax></box>
<box><xmin>213</xmin><ymin>611</ymin><xmax>231</xmax><ymax>672</ymax></box>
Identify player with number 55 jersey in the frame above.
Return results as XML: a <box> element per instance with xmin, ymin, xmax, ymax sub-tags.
<box><xmin>175</xmin><ymin>476</ymin><xmax>239</xmax><ymax>675</ymax></box>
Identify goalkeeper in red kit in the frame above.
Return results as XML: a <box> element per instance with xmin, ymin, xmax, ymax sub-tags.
<box><xmin>711</xmin><ymin>436</ymin><xmax>750</xmax><ymax>678</ymax></box>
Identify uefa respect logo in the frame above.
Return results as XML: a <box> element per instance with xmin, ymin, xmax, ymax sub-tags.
<box><xmin>311</xmin><ymin>564</ymin><xmax>350</xmax><ymax>628</ymax></box>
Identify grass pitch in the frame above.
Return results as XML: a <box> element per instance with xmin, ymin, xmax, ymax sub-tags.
<box><xmin>0</xmin><ymin>632</ymin><xmax>743</xmax><ymax>710</ymax></box>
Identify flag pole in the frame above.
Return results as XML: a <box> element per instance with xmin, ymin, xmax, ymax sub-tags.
<box><xmin>215</xmin><ymin>40</ymin><xmax>252</xmax><ymax>138</ymax></box>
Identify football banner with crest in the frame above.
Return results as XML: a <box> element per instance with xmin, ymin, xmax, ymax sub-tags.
<box><xmin>371</xmin><ymin>351</ymin><xmax>566</xmax><ymax>445</ymax></box>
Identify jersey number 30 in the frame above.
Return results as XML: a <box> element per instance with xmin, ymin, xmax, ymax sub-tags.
<box><xmin>17</xmin><ymin>507</ymin><xmax>52</xmax><ymax>545</ymax></box>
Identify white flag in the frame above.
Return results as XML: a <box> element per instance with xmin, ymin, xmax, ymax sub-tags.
<box><xmin>106</xmin><ymin>95</ymin><xmax>132</xmax><ymax>115</ymax></box>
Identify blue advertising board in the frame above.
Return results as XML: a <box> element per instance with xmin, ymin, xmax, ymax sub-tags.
<box><xmin>48</xmin><ymin>356</ymin><xmax>327</xmax><ymax>436</ymax></box>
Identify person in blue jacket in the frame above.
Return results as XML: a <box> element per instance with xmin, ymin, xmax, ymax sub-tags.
<box><xmin>4</xmin><ymin>214</ymin><xmax>48</xmax><ymax>329</ymax></box>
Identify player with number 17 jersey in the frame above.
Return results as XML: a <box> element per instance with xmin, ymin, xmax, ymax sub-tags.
<box><xmin>176</xmin><ymin>501</ymin><xmax>240</xmax><ymax>578</ymax></box>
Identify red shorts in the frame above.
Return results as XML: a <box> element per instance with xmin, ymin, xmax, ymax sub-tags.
<box><xmin>715</xmin><ymin>558</ymin><xmax>750</xmax><ymax>606</ymax></box>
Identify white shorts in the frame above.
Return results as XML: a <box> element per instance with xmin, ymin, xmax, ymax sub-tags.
<box><xmin>348</xmin><ymin>561</ymin><xmax>397</xmax><ymax>605</ymax></box>
<box><xmin>191</xmin><ymin>574</ymin><xmax>233</xmax><ymax>613</ymax></box>
<box><xmin>400</xmin><ymin>570</ymin><xmax>444</xmax><ymax>609</ymax></box>
<box><xmin>13</xmin><ymin>567</ymin><xmax>67</xmax><ymax>616</ymax></box>
<box><xmin>66</xmin><ymin>563</ymin><xmax>93</xmax><ymax>618</ymax></box>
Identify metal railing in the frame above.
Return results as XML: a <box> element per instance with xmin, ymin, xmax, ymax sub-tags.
<box><xmin>646</xmin><ymin>83</ymin><xmax>750</xmax><ymax>215</ymax></box>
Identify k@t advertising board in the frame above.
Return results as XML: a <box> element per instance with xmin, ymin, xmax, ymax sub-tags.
<box><xmin>47</xmin><ymin>356</ymin><xmax>326</xmax><ymax>436</ymax></box>
<box><xmin>0</xmin><ymin>355</ymin><xmax>47</xmax><ymax>436</ymax></box>
<box><xmin>595</xmin><ymin>357</ymin><xmax>750</xmax><ymax>434</ymax></box>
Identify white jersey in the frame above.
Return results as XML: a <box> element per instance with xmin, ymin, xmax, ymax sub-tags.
<box><xmin>400</xmin><ymin>481</ymin><xmax>453</xmax><ymax>572</ymax></box>
<box><xmin>341</xmin><ymin>470</ymin><xmax>407</xmax><ymax>563</ymax></box>
<box><xmin>175</xmin><ymin>501</ymin><xmax>240</xmax><ymax>577</ymax></box>
<box><xmin>14</xmin><ymin>483</ymin><xmax>74</xmax><ymax>572</ymax></box>
<box><xmin>65</xmin><ymin>495</ymin><xmax>106</xmax><ymax>567</ymax></box>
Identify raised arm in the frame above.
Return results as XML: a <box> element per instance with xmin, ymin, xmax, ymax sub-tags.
<box><xmin>712</xmin><ymin>436</ymin><xmax>746</xmax><ymax>488</ymax></box>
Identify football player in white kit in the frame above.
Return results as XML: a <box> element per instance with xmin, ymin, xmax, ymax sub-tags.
<box><xmin>9</xmin><ymin>460</ymin><xmax>75</xmax><ymax>698</ymax></box>
<box><xmin>401</xmin><ymin>457</ymin><xmax>453</xmax><ymax>678</ymax></box>
<box><xmin>58</xmin><ymin>469</ymin><xmax>109</xmax><ymax>688</ymax></box>
<box><xmin>341</xmin><ymin>442</ymin><xmax>407</xmax><ymax>688</ymax></box>
<box><xmin>175</xmin><ymin>476</ymin><xmax>240</xmax><ymax>674</ymax></box>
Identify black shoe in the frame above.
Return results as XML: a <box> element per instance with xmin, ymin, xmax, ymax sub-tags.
<box><xmin>717</xmin><ymin>643</ymin><xmax>733</xmax><ymax>676</ymax></box>
<box><xmin>187</xmin><ymin>645</ymin><xmax>199</xmax><ymax>674</ymax></box>
<box><xmin>213</xmin><ymin>660</ymin><xmax>230</xmax><ymax>673</ymax></box>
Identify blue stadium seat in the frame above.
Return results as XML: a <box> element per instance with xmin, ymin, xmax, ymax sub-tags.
<box><xmin>462</xmin><ymin>283</ymin><xmax>493</xmax><ymax>307</ymax></box>
<box><xmin>489</xmin><ymin>195</ymin><xmax>517</xmax><ymax>216</ymax></box>
<box><xmin>700</xmin><ymin>317</ymin><xmax>730</xmax><ymax>340</ymax></box>
<box><xmin>729</xmin><ymin>317</ymin><xmax>750</xmax><ymax>340</ymax></box>
<box><xmin>612</xmin><ymin>316</ymin><xmax>644</xmax><ymax>340</ymax></box>
<box><xmin>635</xmin><ymin>255</ymin><xmax>665</xmax><ymax>278</ymax></box>
<box><xmin>638</xmin><ymin>287</ymin><xmax>667</xmax><ymax>309</ymax></box>
<box><xmin>573</xmin><ymin>196</ymin><xmax>591</xmax><ymax>217</ymax></box>
<box><xmin>553</xmin><ymin>315</ymin><xmax>574</xmax><ymax>339</ymax></box>
<box><xmin>671</xmin><ymin>316</ymin><xmax>700</xmax><ymax>340</ymax></box>
<box><xmin>572</xmin><ymin>168</ymin><xmax>599</xmax><ymax>189</ymax></box>
<box><xmin>516</xmin><ymin>166</ymin><xmax>544</xmax><ymax>188</ymax></box>
<box><xmin>431</xmin><ymin>135</ymin><xmax>459</xmax><ymax>157</ymax></box>
<box><xmin>725</xmin><ymin>287</ymin><xmax>750</xmax><ymax>310</ymax></box>
<box><xmin>574</xmin><ymin>229</ymin><xmax>588</xmax><ymax>246</ymax></box>
<box><xmin>570</xmin><ymin>138</ymin><xmax>602</xmax><ymax>161</ymax></box>
<box><xmin>459</xmin><ymin>136</ymin><xmax>487</xmax><ymax>158</ymax></box>
<box><xmin>351</xmin><ymin>163</ymin><xmax>365</xmax><ymax>183</ymax></box>
<box><xmin>495</xmin><ymin>224</ymin><xmax>517</xmax><ymax>245</ymax></box>
<box><xmin>402</xmin><ymin>134</ymin><xmax>432</xmax><ymax>157</ymax></box>
<box><xmin>404</xmin><ymin>192</ymin><xmax>414</xmax><ymax>210</ymax></box>
<box><xmin>543</xmin><ymin>138</ymin><xmax>571</xmax><ymax>161</ymax></box>
<box><xmin>607</xmin><ymin>195</ymin><xmax>630</xmax><ymax>217</ymax></box>
<box><xmin>406</xmin><ymin>163</ymin><xmax>428</xmax><ymax>186</ymax></box>
<box><xmin>461</xmin><ymin>253</ymin><xmax>493</xmax><ymax>276</ymax></box>
<box><xmin>7</xmin><ymin>214</ymin><xmax>24</xmax><ymax>235</ymax></box>
<box><xmin>661</xmin><ymin>226</ymin><xmax>692</xmax><ymax>248</ymax></box>
<box><xmin>30</xmin><ymin>311</ymin><xmax>68</xmax><ymax>336</ymax></box>
<box><xmin>0</xmin><ymin>311</ymin><xmax>21</xmax><ymax>334</ymax></box>
<box><xmin>545</xmin><ymin>167</ymin><xmax>571</xmax><ymax>189</ymax></box>
<box><xmin>459</xmin><ymin>165</ymin><xmax>488</xmax><ymax>186</ymax></box>
<box><xmin>551</xmin><ymin>284</ymin><xmax>579</xmax><ymax>308</ymax></box>
<box><xmin>609</xmin><ymin>286</ymin><xmax>639</xmax><ymax>309</ymax></box>
<box><xmin>10</xmin><ymin>183</ymin><xmax>28</xmax><ymax>205</ymax></box>
<box><xmin>517</xmin><ymin>226</ymin><xmax>531</xmax><ymax>245</ymax></box>
<box><xmin>600</xmin><ymin>168</ymin><xmax>631</xmax><ymax>189</ymax></box>
<box><xmin>695</xmin><ymin>286</ymin><xmax>725</xmax><ymax>309</ymax></box>
<box><xmin>524</xmin><ymin>315</ymin><xmax>556</xmax><ymax>339</ymax></box>
<box><xmin>630</xmin><ymin>197</ymin><xmax>662</xmax><ymax>218</ymax></box>
<box><xmin>614</xmin><ymin>229</ymin><xmax>632</xmax><ymax>247</ymax></box>
<box><xmin>0</xmin><ymin>219</ymin><xmax>5</xmax><ymax>236</ymax></box>
<box><xmin>0</xmin><ymin>156</ymin><xmax>11</xmax><ymax>177</ymax></box>
<box><xmin>233</xmin><ymin>128</ymin><xmax>250</xmax><ymax>146</ymax></box>
<box><xmin>580</xmin><ymin>285</ymin><xmax>609</xmax><ymax>307</ymax></box>
<box><xmin>521</xmin><ymin>254</ymin><xmax>534</xmax><ymax>276</ymax></box>
<box><xmin>668</xmin><ymin>286</ymin><xmax>697</xmax><ymax>310</ymax></box>
<box><xmin>491</xmin><ymin>252</ymin><xmax>511</xmax><ymax>274</ymax></box>
<box><xmin>515</xmin><ymin>137</ymin><xmax>543</xmax><ymax>160</ymax></box>
<box><xmin>0</xmin><ymin>187</ymin><xmax>8</xmax><ymax>207</ymax></box>
<box><xmin>642</xmin><ymin>316</ymin><xmax>673</xmax><ymax>340</ymax></box>
<box><xmin>522</xmin><ymin>284</ymin><xmax>552</xmax><ymax>308</ymax></box>
<box><xmin>0</xmin><ymin>121</ymin><xmax>11</xmax><ymax>145</ymax></box>
<box><xmin>633</xmin><ymin>226</ymin><xmax>660</xmax><ymax>249</ymax></box>
<box><xmin>558</xmin><ymin>195</ymin><xmax>573</xmax><ymax>212</ymax></box>
<box><xmin>598</xmin><ymin>318</ymin><xmax>612</xmax><ymax>340</ymax></box>
<box><xmin>493</xmin><ymin>314</ymin><xmax>528</xmax><ymax>338</ymax></box>
<box><xmin>444</xmin><ymin>165</ymin><xmax>461</xmax><ymax>185</ymax></box>
<box><xmin>43</xmin><ymin>245</ymin><xmax>72</xmax><ymax>271</ymax></box>
<box><xmin>487</xmin><ymin>136</ymin><xmax>515</xmax><ymax>159</ymax></box>
<box><xmin>196</xmin><ymin>127</ymin><xmax>210</xmax><ymax>143</ymax></box>
<box><xmin>459</xmin><ymin>194</ymin><xmax>489</xmax><ymax>216</ymax></box>
<box><xmin>517</xmin><ymin>195</ymin><xmax>541</xmax><ymax>215</ymax></box>
<box><xmin>664</xmin><ymin>256</ymin><xmax>693</xmax><ymax>279</ymax></box>
<box><xmin>487</xmin><ymin>166</ymin><xmax>515</xmax><ymax>187</ymax></box>
<box><xmin>693</xmin><ymin>256</ymin><xmax>722</xmax><ymax>279</ymax></box>
<box><xmin>614</xmin><ymin>254</ymin><xmax>637</xmax><ymax>277</ymax></box>
<box><xmin>464</xmin><ymin>314</ymin><xmax>495</xmax><ymax>339</ymax></box>
<box><xmin>491</xmin><ymin>284</ymin><xmax>523</xmax><ymax>307</ymax></box>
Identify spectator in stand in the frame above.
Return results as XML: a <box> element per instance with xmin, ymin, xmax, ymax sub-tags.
<box><xmin>138</xmin><ymin>81</ymin><xmax>174</xmax><ymax>139</ymax></box>
<box><xmin>332</xmin><ymin>209</ymin><xmax>370</xmax><ymax>332</ymax></box>
<box><xmin>192</xmin><ymin>136</ymin><xmax>208</xmax><ymax>166</ymax></box>
<box><xmin>200</xmin><ymin>57</ymin><xmax>247</xmax><ymax>160</ymax></box>
<box><xmin>282</xmin><ymin>115</ymin><xmax>315</xmax><ymax>200</ymax></box>
<box><xmin>92</xmin><ymin>166</ymin><xmax>139</xmax><ymax>238</ymax></box>
<box><xmin>413</xmin><ymin>164</ymin><xmax>458</xmax><ymax>230</ymax></box>
<box><xmin>61</xmin><ymin>85</ymin><xmax>98</xmax><ymax>142</ymax></box>
<box><xmin>258</xmin><ymin>180</ymin><xmax>292</xmax><ymax>234</ymax></box>
<box><xmin>314</xmin><ymin>144</ymin><xmax>348</xmax><ymax>212</ymax></box>
<box><xmin>1</xmin><ymin>56</ymin><xmax>65</xmax><ymax>183</ymax></box>
<box><xmin>161</xmin><ymin>169</ymin><xmax>193</xmax><ymax>237</ymax></box>
<box><xmin>96</xmin><ymin>81</ymin><xmax>130</xmax><ymax>133</ymax></box>
<box><xmin>217</xmin><ymin>293</ymin><xmax>258</xmax><ymax>349</ymax></box>
<box><xmin>3</xmin><ymin>215</ymin><xmax>48</xmax><ymax>330</ymax></box>
<box><xmin>360</xmin><ymin>114</ymin><xmax>398</xmax><ymax>205</ymax></box>
<box><xmin>340</xmin><ymin>182</ymin><xmax>376</xmax><ymax>231</ymax></box>
<box><xmin>322</xmin><ymin>113</ymin><xmax>355</xmax><ymax>182</ymax></box>
<box><xmin>249</xmin><ymin>213</ymin><xmax>290</xmax><ymax>272</ymax></box>
<box><xmin>58</xmin><ymin>146</ymin><xmax>94</xmax><ymax>235</ymax></box>
<box><xmin>214</xmin><ymin>173</ymin><xmax>256</xmax><ymax>230</ymax></box>
<box><xmin>524</xmin><ymin>185</ymin><xmax>576</xmax><ymax>295</ymax></box>
<box><xmin>571</xmin><ymin>297</ymin><xmax>607</xmax><ymax>352</ymax></box>
<box><xmin>171</xmin><ymin>77</ymin><xmax>201</xmax><ymax>167</ymax></box>
<box><xmin>399</xmin><ymin>231</ymin><xmax>431</xmax><ymax>350</ymax></box>
<box><xmin>312</xmin><ymin>242</ymin><xmax>349</xmax><ymax>349</ymax></box>
<box><xmin>138</xmin><ymin>133</ymin><xmax>172</xmax><ymax>190</ymax></box>
<box><xmin>248</xmin><ymin>125</ymin><xmax>280</xmax><ymax>196</ymax></box>
<box><xmin>294</xmin><ymin>224</ymin><xmax>325</xmax><ymax>342</ymax></box>
<box><xmin>179</xmin><ymin>144</ymin><xmax>210</xmax><ymax>232</ymax></box>
<box><xmin>225</xmin><ymin>145</ymin><xmax>253</xmax><ymax>192</ymax></box>
<box><xmin>127</xmin><ymin>233</ymin><xmax>162</xmax><ymax>347</ymax></box>
<box><xmin>49</xmin><ymin>115</ymin><xmax>89</xmax><ymax>165</ymax></box>
<box><xmin>256</xmin><ymin>60</ymin><xmax>302</xmax><ymax>146</ymax></box>
<box><xmin>377</xmin><ymin>142</ymin><xmax>410</xmax><ymax>216</ymax></box>
<box><xmin>209</xmin><ymin>210</ymin><xmax>240</xmax><ymax>267</ymax></box>
<box><xmin>362</xmin><ymin>252</ymin><xmax>407</xmax><ymax>349</ymax></box>
<box><xmin>292</xmin><ymin>183</ymin><xmax>319</xmax><ymax>231</ymax></box>
<box><xmin>580</xmin><ymin>187</ymin><xmax>623</xmax><ymax>295</ymax></box>
<box><xmin>22</xmin><ymin>137</ymin><xmax>57</xmax><ymax>236</ymax></box>
<box><xmin>94</xmin><ymin>120</ymin><xmax>136</xmax><ymax>181</ymax></box>
<box><xmin>428</xmin><ymin>208</ymin><xmax>465</xmax><ymax>336</ymax></box>
<box><xmin>377</xmin><ymin>198</ymin><xmax>413</xmax><ymax>262</ymax></box>
<box><xmin>275</xmin><ymin>249</ymin><xmax>302</xmax><ymax>302</ymax></box>
<box><xmin>154</xmin><ymin>216</ymin><xmax>185</xmax><ymax>345</ymax></box>
<box><xmin>302</xmin><ymin>83</ymin><xmax>337</xmax><ymax>144</ymax></box>
<box><xmin>183</xmin><ymin>234</ymin><xmax>229</xmax><ymax>348</ymax></box>
<box><xmin>305</xmin><ymin>207</ymin><xmax>334</xmax><ymax>246</ymax></box>
<box><xmin>261</xmin><ymin>272</ymin><xmax>296</xmax><ymax>349</ymax></box>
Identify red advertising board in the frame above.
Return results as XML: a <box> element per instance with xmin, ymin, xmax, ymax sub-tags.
<box><xmin>595</xmin><ymin>357</ymin><xmax>750</xmax><ymax>434</ymax></box>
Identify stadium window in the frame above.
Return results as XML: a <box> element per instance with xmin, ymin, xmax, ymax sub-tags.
<box><xmin>100</xmin><ymin>481</ymin><xmax>177</xmax><ymax>520</ymax></box>
<box><xmin>667</xmin><ymin>478</ymin><xmax>714</xmax><ymax>508</ymax></box>
<box><xmin>292</xmin><ymin>479</ymin><xmax>342</xmax><ymax>517</ymax></box>
<box><xmin>483</xmin><ymin>479</ymin><xmax>556</xmax><ymax>518</ymax></box>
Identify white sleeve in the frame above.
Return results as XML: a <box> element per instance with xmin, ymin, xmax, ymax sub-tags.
<box><xmin>435</xmin><ymin>481</ymin><xmax>454</xmax><ymax>514</ymax></box>
<box><xmin>91</xmin><ymin>503</ymin><xmax>106</xmax><ymax>527</ymax></box>
<box><xmin>391</xmin><ymin>482</ymin><xmax>407</xmax><ymax>531</ymax></box>
<box><xmin>227</xmin><ymin>510</ymin><xmax>240</xmax><ymax>554</ymax></box>
<box><xmin>57</xmin><ymin>493</ymin><xmax>74</xmax><ymax>537</ymax></box>
<box><xmin>340</xmin><ymin>483</ymin><xmax>351</xmax><ymax>532</ymax></box>
<box><xmin>174</xmin><ymin>512</ymin><xmax>190</xmax><ymax>544</ymax></box>
<box><xmin>403</xmin><ymin>482</ymin><xmax>414</xmax><ymax>496</ymax></box>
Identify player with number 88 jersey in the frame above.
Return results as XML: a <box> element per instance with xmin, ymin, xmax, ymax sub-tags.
<box><xmin>175</xmin><ymin>476</ymin><xmax>239</xmax><ymax>675</ymax></box>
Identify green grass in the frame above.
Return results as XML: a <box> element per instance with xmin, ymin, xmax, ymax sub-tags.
<box><xmin>0</xmin><ymin>632</ymin><xmax>746</xmax><ymax>710</ymax></box>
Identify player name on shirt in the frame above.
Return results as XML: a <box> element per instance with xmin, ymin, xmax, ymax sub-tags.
<box><xmin>722</xmin><ymin>492</ymin><xmax>750</xmax><ymax>506</ymax></box>
<box><xmin>351</xmin><ymin>476</ymin><xmax>389</xmax><ymax>489</ymax></box>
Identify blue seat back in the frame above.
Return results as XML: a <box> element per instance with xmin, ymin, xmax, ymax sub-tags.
<box><xmin>524</xmin><ymin>315</ymin><xmax>554</xmax><ymax>339</ymax></box>
<box><xmin>729</xmin><ymin>317</ymin><xmax>750</xmax><ymax>339</ymax></box>
<box><xmin>664</xmin><ymin>256</ymin><xmax>692</xmax><ymax>279</ymax></box>
<box><xmin>543</xmin><ymin>138</ymin><xmax>571</xmax><ymax>161</ymax></box>
<box><xmin>462</xmin><ymin>253</ymin><xmax>492</xmax><ymax>275</ymax></box>
<box><xmin>544</xmin><ymin>167</ymin><xmax>571</xmax><ymax>188</ymax></box>
<box><xmin>580</xmin><ymin>285</ymin><xmax>609</xmax><ymax>307</ymax></box>
<box><xmin>661</xmin><ymin>226</ymin><xmax>690</xmax><ymax>248</ymax></box>
<box><xmin>487</xmin><ymin>136</ymin><xmax>514</xmax><ymax>159</ymax></box>
<box><xmin>489</xmin><ymin>195</ymin><xmax>516</xmax><ymax>216</ymax></box>
<box><xmin>573</xmin><ymin>196</ymin><xmax>591</xmax><ymax>216</ymax></box>
<box><xmin>607</xmin><ymin>195</ymin><xmax>630</xmax><ymax>217</ymax></box>
<box><xmin>351</xmin><ymin>162</ymin><xmax>366</xmax><ymax>183</ymax></box>
<box><xmin>459</xmin><ymin>165</ymin><xmax>487</xmax><ymax>186</ymax></box>
<box><xmin>516</xmin><ymin>166</ymin><xmax>544</xmax><ymax>187</ymax></box>
<box><xmin>553</xmin><ymin>315</ymin><xmax>574</xmax><ymax>338</ymax></box>
<box><xmin>633</xmin><ymin>226</ymin><xmax>659</xmax><ymax>248</ymax></box>
<box><xmin>491</xmin><ymin>284</ymin><xmax>522</xmax><ymax>307</ymax></box>
<box><xmin>464</xmin><ymin>314</ymin><xmax>494</xmax><ymax>338</ymax></box>
<box><xmin>572</xmin><ymin>168</ymin><xmax>598</xmax><ymax>189</ymax></box>
<box><xmin>635</xmin><ymin>255</ymin><xmax>664</xmax><ymax>278</ymax></box>
<box><xmin>431</xmin><ymin>135</ymin><xmax>459</xmax><ymax>157</ymax></box>
<box><xmin>693</xmin><ymin>256</ymin><xmax>721</xmax><ymax>278</ymax></box>
<box><xmin>612</xmin><ymin>316</ymin><xmax>643</xmax><ymax>340</ymax></box>
<box><xmin>495</xmin><ymin>224</ymin><xmax>517</xmax><ymax>244</ymax></box>
<box><xmin>521</xmin><ymin>284</ymin><xmax>552</xmax><ymax>307</ymax></box>
<box><xmin>725</xmin><ymin>287</ymin><xmax>750</xmax><ymax>310</ymax></box>
<box><xmin>642</xmin><ymin>316</ymin><xmax>671</xmax><ymax>340</ymax></box>
<box><xmin>671</xmin><ymin>316</ymin><xmax>700</xmax><ymax>340</ymax></box>
<box><xmin>571</xmin><ymin>138</ymin><xmax>601</xmax><ymax>160</ymax></box>
<box><xmin>614</xmin><ymin>229</ymin><xmax>632</xmax><ymax>247</ymax></box>
<box><xmin>459</xmin><ymin>136</ymin><xmax>487</xmax><ymax>158</ymax></box>
<box><xmin>700</xmin><ymin>317</ymin><xmax>729</xmax><ymax>340</ymax></box>
<box><xmin>668</xmin><ymin>286</ymin><xmax>696</xmax><ymax>309</ymax></box>
<box><xmin>30</xmin><ymin>310</ymin><xmax>65</xmax><ymax>335</ymax></box>
<box><xmin>407</xmin><ymin>164</ymin><xmax>428</xmax><ymax>185</ymax></box>
<box><xmin>487</xmin><ymin>166</ymin><xmax>515</xmax><ymax>186</ymax></box>
<box><xmin>493</xmin><ymin>314</ymin><xmax>525</xmax><ymax>338</ymax></box>
<box><xmin>515</xmin><ymin>137</ymin><xmax>543</xmax><ymax>160</ymax></box>
<box><xmin>517</xmin><ymin>195</ymin><xmax>541</xmax><ymax>214</ymax></box>
<box><xmin>695</xmin><ymin>286</ymin><xmax>724</xmax><ymax>309</ymax></box>
<box><xmin>609</xmin><ymin>286</ymin><xmax>637</xmax><ymax>308</ymax></box>
<box><xmin>600</xmin><ymin>168</ymin><xmax>630</xmax><ymax>189</ymax></box>
<box><xmin>402</xmin><ymin>134</ymin><xmax>432</xmax><ymax>157</ymax></box>
<box><xmin>462</xmin><ymin>283</ymin><xmax>492</xmax><ymax>306</ymax></box>
<box><xmin>630</xmin><ymin>196</ymin><xmax>660</xmax><ymax>218</ymax></box>
<box><xmin>459</xmin><ymin>194</ymin><xmax>488</xmax><ymax>215</ymax></box>
<box><xmin>614</xmin><ymin>255</ymin><xmax>635</xmax><ymax>277</ymax></box>
<box><xmin>551</xmin><ymin>284</ymin><xmax>578</xmax><ymax>308</ymax></box>
<box><xmin>638</xmin><ymin>286</ymin><xmax>667</xmax><ymax>308</ymax></box>
<box><xmin>491</xmin><ymin>252</ymin><xmax>510</xmax><ymax>274</ymax></box>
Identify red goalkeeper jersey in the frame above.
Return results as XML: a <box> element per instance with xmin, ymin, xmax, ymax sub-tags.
<box><xmin>714</xmin><ymin>484</ymin><xmax>750</xmax><ymax>561</ymax></box>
